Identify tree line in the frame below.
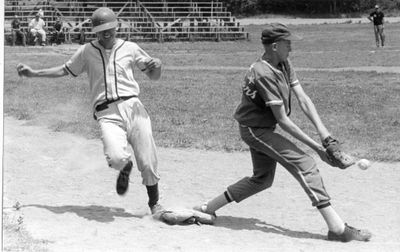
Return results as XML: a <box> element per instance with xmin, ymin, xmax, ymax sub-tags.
<box><xmin>219</xmin><ymin>0</ymin><xmax>400</xmax><ymax>16</ymax></box>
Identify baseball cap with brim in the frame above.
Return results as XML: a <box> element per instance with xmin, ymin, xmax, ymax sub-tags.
<box><xmin>261</xmin><ymin>23</ymin><xmax>301</xmax><ymax>44</ymax></box>
<box><xmin>92</xmin><ymin>20</ymin><xmax>118</xmax><ymax>33</ymax></box>
<box><xmin>375</xmin><ymin>5</ymin><xmax>379</xmax><ymax>8</ymax></box>
<box><xmin>91</xmin><ymin>7</ymin><xmax>118</xmax><ymax>33</ymax></box>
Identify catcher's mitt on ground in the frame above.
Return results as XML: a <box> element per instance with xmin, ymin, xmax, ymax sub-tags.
<box><xmin>322</xmin><ymin>136</ymin><xmax>355</xmax><ymax>169</ymax></box>
<box><xmin>153</xmin><ymin>207</ymin><xmax>216</xmax><ymax>225</ymax></box>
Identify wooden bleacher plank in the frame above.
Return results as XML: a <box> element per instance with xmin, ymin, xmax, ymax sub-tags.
<box><xmin>4</xmin><ymin>0</ymin><xmax>248</xmax><ymax>43</ymax></box>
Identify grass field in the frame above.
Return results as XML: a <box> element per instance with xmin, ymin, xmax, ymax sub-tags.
<box><xmin>4</xmin><ymin>22</ymin><xmax>400</xmax><ymax>161</ymax></box>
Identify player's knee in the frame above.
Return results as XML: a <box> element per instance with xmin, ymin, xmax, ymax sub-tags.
<box><xmin>302</xmin><ymin>163</ymin><xmax>321</xmax><ymax>184</ymax></box>
<box><xmin>256</xmin><ymin>180</ymin><xmax>273</xmax><ymax>191</ymax></box>
<box><xmin>261</xmin><ymin>179</ymin><xmax>274</xmax><ymax>190</ymax></box>
<box><xmin>250</xmin><ymin>170</ymin><xmax>275</xmax><ymax>190</ymax></box>
<box><xmin>246</xmin><ymin>176</ymin><xmax>273</xmax><ymax>193</ymax></box>
<box><xmin>106</xmin><ymin>154</ymin><xmax>130</xmax><ymax>171</ymax></box>
<box><xmin>137</xmin><ymin>160</ymin><xmax>157</xmax><ymax>175</ymax></box>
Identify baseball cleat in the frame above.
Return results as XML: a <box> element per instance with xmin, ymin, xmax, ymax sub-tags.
<box><xmin>327</xmin><ymin>223</ymin><xmax>372</xmax><ymax>242</ymax></box>
<box><xmin>116</xmin><ymin>161</ymin><xmax>133</xmax><ymax>195</ymax></box>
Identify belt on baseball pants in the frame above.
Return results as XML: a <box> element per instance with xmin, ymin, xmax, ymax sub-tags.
<box><xmin>95</xmin><ymin>96</ymin><xmax>137</xmax><ymax>113</ymax></box>
<box><xmin>93</xmin><ymin>96</ymin><xmax>137</xmax><ymax>120</ymax></box>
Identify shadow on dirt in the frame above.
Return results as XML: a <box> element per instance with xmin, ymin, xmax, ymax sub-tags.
<box><xmin>22</xmin><ymin>204</ymin><xmax>143</xmax><ymax>223</ymax></box>
<box><xmin>215</xmin><ymin>216</ymin><xmax>327</xmax><ymax>240</ymax></box>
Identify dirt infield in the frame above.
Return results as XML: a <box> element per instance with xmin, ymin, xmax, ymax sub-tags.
<box><xmin>3</xmin><ymin>116</ymin><xmax>400</xmax><ymax>251</ymax></box>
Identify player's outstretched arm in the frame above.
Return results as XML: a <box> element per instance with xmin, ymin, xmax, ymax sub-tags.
<box><xmin>17</xmin><ymin>63</ymin><xmax>68</xmax><ymax>78</ymax></box>
<box><xmin>271</xmin><ymin>104</ymin><xmax>321</xmax><ymax>151</ymax></box>
<box><xmin>290</xmin><ymin>85</ymin><xmax>355</xmax><ymax>168</ymax></box>
<box><xmin>291</xmin><ymin>84</ymin><xmax>330</xmax><ymax>141</ymax></box>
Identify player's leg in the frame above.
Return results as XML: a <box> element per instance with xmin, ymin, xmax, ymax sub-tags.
<box><xmin>241</xmin><ymin>126</ymin><xmax>331</xmax><ymax>206</ymax></box>
<box><xmin>227</xmin><ymin>147</ymin><xmax>277</xmax><ymax>202</ymax></box>
<box><xmin>379</xmin><ymin>25</ymin><xmax>385</xmax><ymax>46</ymax></box>
<box><xmin>195</xmin><ymin>126</ymin><xmax>278</xmax><ymax>215</ymax></box>
<box><xmin>244</xmin><ymin>129</ymin><xmax>344</xmax><ymax>231</ymax></box>
<box><xmin>240</xmin><ymin>126</ymin><xmax>371</xmax><ymax>241</ymax></box>
<box><xmin>98</xmin><ymin>115</ymin><xmax>133</xmax><ymax>195</ymax></box>
<box><xmin>198</xmin><ymin>147</ymin><xmax>277</xmax><ymax>215</ymax></box>
<box><xmin>124</xmin><ymin>99</ymin><xmax>161</xmax><ymax>213</ymax></box>
<box><xmin>373</xmin><ymin>25</ymin><xmax>380</xmax><ymax>47</ymax></box>
<box><xmin>95</xmin><ymin>103</ymin><xmax>132</xmax><ymax>195</ymax></box>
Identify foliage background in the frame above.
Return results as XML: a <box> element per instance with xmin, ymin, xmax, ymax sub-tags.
<box><xmin>220</xmin><ymin>0</ymin><xmax>400</xmax><ymax>16</ymax></box>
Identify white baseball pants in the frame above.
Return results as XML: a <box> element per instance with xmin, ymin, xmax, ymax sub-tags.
<box><xmin>95</xmin><ymin>97</ymin><xmax>160</xmax><ymax>186</ymax></box>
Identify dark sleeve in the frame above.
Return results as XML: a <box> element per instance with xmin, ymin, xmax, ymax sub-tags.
<box><xmin>251</xmin><ymin>67</ymin><xmax>284</xmax><ymax>107</ymax></box>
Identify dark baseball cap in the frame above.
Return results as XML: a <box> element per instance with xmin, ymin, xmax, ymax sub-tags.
<box><xmin>261</xmin><ymin>23</ymin><xmax>301</xmax><ymax>44</ymax></box>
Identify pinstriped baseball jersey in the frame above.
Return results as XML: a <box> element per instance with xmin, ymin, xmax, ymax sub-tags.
<box><xmin>64</xmin><ymin>38</ymin><xmax>151</xmax><ymax>111</ymax></box>
<box><xmin>234</xmin><ymin>58</ymin><xmax>299</xmax><ymax>128</ymax></box>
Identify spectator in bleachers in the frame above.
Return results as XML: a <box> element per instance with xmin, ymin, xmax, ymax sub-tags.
<box><xmin>50</xmin><ymin>16</ymin><xmax>65</xmax><ymax>45</ymax></box>
<box><xmin>11</xmin><ymin>15</ymin><xmax>27</xmax><ymax>46</ymax></box>
<box><xmin>38</xmin><ymin>8</ymin><xmax>44</xmax><ymax>18</ymax></box>
<box><xmin>29</xmin><ymin>12</ymin><xmax>47</xmax><ymax>46</ymax></box>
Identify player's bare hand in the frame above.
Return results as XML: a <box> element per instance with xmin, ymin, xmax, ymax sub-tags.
<box><xmin>17</xmin><ymin>63</ymin><xmax>35</xmax><ymax>77</ymax></box>
<box><xmin>144</xmin><ymin>58</ymin><xmax>162</xmax><ymax>70</ymax></box>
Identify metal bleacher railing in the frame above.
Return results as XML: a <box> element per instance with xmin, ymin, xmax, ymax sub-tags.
<box><xmin>4</xmin><ymin>0</ymin><xmax>249</xmax><ymax>44</ymax></box>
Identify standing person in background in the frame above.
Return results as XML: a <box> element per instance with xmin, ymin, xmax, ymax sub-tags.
<box><xmin>29</xmin><ymin>12</ymin><xmax>47</xmax><ymax>46</ymax></box>
<box><xmin>194</xmin><ymin>23</ymin><xmax>372</xmax><ymax>242</ymax></box>
<box><xmin>11</xmin><ymin>15</ymin><xmax>27</xmax><ymax>46</ymax></box>
<box><xmin>16</xmin><ymin>7</ymin><xmax>165</xmax><ymax>215</ymax></box>
<box><xmin>368</xmin><ymin>5</ymin><xmax>385</xmax><ymax>47</ymax></box>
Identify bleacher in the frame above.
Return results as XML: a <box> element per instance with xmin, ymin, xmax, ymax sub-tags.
<box><xmin>4</xmin><ymin>0</ymin><xmax>249</xmax><ymax>44</ymax></box>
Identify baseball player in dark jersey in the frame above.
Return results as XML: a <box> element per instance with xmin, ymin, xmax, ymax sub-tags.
<box><xmin>16</xmin><ymin>7</ymin><xmax>164</xmax><ymax>215</ymax></box>
<box><xmin>194</xmin><ymin>23</ymin><xmax>372</xmax><ymax>242</ymax></box>
<box><xmin>368</xmin><ymin>5</ymin><xmax>385</xmax><ymax>47</ymax></box>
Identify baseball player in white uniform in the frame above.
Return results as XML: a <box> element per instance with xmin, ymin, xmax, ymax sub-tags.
<box><xmin>17</xmin><ymin>7</ymin><xmax>164</xmax><ymax>214</ymax></box>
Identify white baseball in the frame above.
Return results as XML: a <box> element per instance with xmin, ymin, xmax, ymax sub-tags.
<box><xmin>357</xmin><ymin>159</ymin><xmax>371</xmax><ymax>170</ymax></box>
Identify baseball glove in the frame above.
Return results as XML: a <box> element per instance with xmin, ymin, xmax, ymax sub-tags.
<box><xmin>322</xmin><ymin>136</ymin><xmax>355</xmax><ymax>169</ymax></box>
<box><xmin>153</xmin><ymin>207</ymin><xmax>216</xmax><ymax>225</ymax></box>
